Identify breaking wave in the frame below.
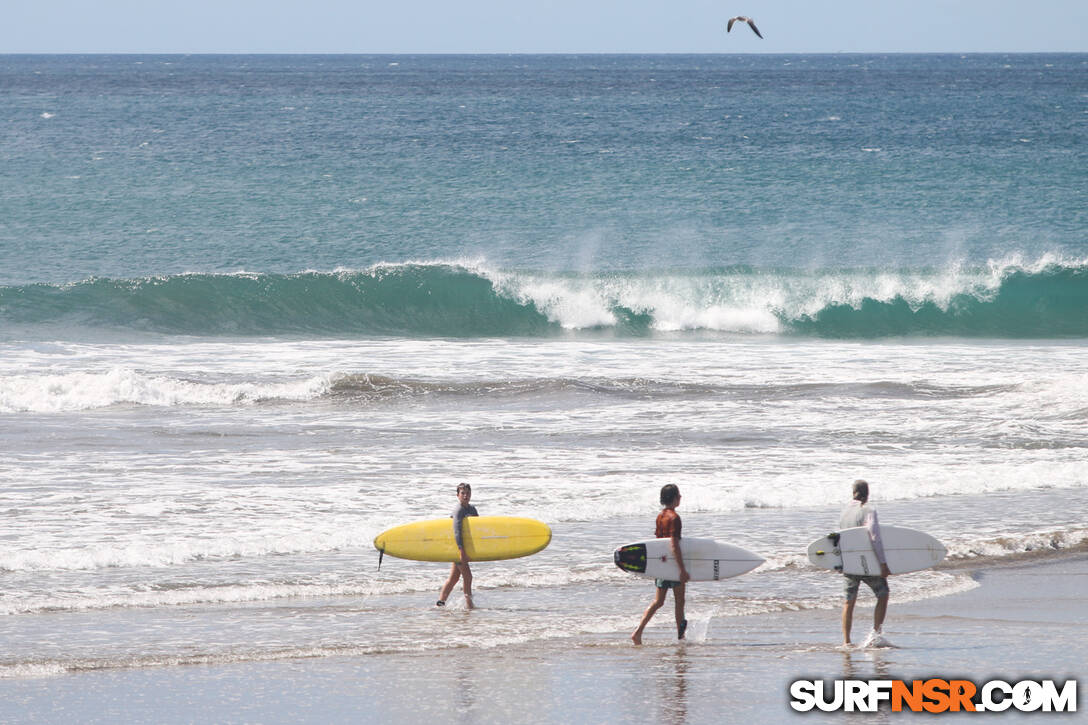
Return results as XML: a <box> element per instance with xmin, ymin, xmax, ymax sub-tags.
<box><xmin>1</xmin><ymin>257</ymin><xmax>1085</xmax><ymax>338</ymax></box>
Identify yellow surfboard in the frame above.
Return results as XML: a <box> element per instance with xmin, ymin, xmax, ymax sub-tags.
<box><xmin>373</xmin><ymin>516</ymin><xmax>552</xmax><ymax>562</ymax></box>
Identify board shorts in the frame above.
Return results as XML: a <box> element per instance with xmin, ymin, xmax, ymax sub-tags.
<box><xmin>843</xmin><ymin>574</ymin><xmax>889</xmax><ymax>601</ymax></box>
<box><xmin>655</xmin><ymin>578</ymin><xmax>682</xmax><ymax>590</ymax></box>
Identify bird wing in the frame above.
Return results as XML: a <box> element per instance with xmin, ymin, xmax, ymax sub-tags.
<box><xmin>747</xmin><ymin>19</ymin><xmax>764</xmax><ymax>39</ymax></box>
<box><xmin>727</xmin><ymin>17</ymin><xmax>737</xmax><ymax>33</ymax></box>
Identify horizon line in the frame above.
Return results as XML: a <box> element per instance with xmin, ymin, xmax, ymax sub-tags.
<box><xmin>2</xmin><ymin>50</ymin><xmax>1085</xmax><ymax>56</ymax></box>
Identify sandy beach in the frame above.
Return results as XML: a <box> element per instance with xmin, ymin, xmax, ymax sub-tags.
<box><xmin>3</xmin><ymin>552</ymin><xmax>1083</xmax><ymax>724</ymax></box>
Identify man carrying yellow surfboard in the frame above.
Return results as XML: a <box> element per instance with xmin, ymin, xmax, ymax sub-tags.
<box><xmin>437</xmin><ymin>483</ymin><xmax>478</xmax><ymax>609</ymax></box>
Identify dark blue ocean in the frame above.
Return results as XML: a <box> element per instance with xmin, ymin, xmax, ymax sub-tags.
<box><xmin>0</xmin><ymin>55</ymin><xmax>1086</xmax><ymax>684</ymax></box>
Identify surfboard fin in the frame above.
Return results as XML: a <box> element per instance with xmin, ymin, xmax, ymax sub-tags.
<box><xmin>828</xmin><ymin>532</ymin><xmax>841</xmax><ymax>546</ymax></box>
<box><xmin>378</xmin><ymin>548</ymin><xmax>385</xmax><ymax>570</ymax></box>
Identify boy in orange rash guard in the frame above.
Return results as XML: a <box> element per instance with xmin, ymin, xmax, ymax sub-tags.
<box><xmin>631</xmin><ymin>484</ymin><xmax>690</xmax><ymax>645</ymax></box>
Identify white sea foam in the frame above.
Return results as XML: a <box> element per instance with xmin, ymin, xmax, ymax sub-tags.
<box><xmin>0</xmin><ymin>663</ymin><xmax>68</xmax><ymax>679</ymax></box>
<box><xmin>0</xmin><ymin>368</ymin><xmax>331</xmax><ymax>413</ymax></box>
<box><xmin>0</xmin><ymin>580</ymin><xmax>420</xmax><ymax>616</ymax></box>
<box><xmin>475</xmin><ymin>255</ymin><xmax>1082</xmax><ymax>333</ymax></box>
<box><xmin>0</xmin><ymin>563</ymin><xmax>625</xmax><ymax>615</ymax></box>
<box><xmin>0</xmin><ymin>324</ymin><xmax>1084</xmax><ymax>675</ymax></box>
<box><xmin>944</xmin><ymin>527</ymin><xmax>1088</xmax><ymax>561</ymax></box>
<box><xmin>323</xmin><ymin>253</ymin><xmax>1088</xmax><ymax>335</ymax></box>
<box><xmin>0</xmin><ymin>519</ymin><xmax>379</xmax><ymax>573</ymax></box>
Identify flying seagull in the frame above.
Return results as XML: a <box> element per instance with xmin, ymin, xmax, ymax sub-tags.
<box><xmin>727</xmin><ymin>16</ymin><xmax>763</xmax><ymax>39</ymax></box>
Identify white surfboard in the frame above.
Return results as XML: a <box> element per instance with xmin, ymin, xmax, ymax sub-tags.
<box><xmin>807</xmin><ymin>525</ymin><xmax>946</xmax><ymax>576</ymax></box>
<box><xmin>614</xmin><ymin>537</ymin><xmax>764</xmax><ymax>581</ymax></box>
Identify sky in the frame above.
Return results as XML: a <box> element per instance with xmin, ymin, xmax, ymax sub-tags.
<box><xmin>3</xmin><ymin>0</ymin><xmax>1087</xmax><ymax>54</ymax></box>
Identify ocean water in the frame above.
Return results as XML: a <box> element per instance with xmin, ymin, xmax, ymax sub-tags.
<box><xmin>1</xmin><ymin>53</ymin><xmax>1086</xmax><ymax>677</ymax></box>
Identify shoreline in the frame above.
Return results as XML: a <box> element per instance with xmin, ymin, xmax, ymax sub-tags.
<box><xmin>2</xmin><ymin>551</ymin><xmax>1084</xmax><ymax>723</ymax></box>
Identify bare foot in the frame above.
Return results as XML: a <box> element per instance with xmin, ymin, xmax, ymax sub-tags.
<box><xmin>465</xmin><ymin>596</ymin><xmax>475</xmax><ymax>610</ymax></box>
<box><xmin>631</xmin><ymin>632</ymin><xmax>642</xmax><ymax>645</ymax></box>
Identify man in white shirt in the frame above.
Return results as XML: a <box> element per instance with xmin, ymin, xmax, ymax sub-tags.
<box><xmin>838</xmin><ymin>479</ymin><xmax>892</xmax><ymax>647</ymax></box>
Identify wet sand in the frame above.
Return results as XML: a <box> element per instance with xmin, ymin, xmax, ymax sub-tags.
<box><xmin>2</xmin><ymin>554</ymin><xmax>1084</xmax><ymax>724</ymax></box>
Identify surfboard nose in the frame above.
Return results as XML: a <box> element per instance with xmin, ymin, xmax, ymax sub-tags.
<box><xmin>613</xmin><ymin>543</ymin><xmax>648</xmax><ymax>573</ymax></box>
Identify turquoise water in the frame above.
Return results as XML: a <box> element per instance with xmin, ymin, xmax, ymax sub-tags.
<box><xmin>2</xmin><ymin>54</ymin><xmax>1085</xmax><ymax>287</ymax></box>
<box><xmin>1</xmin><ymin>264</ymin><xmax>1086</xmax><ymax>337</ymax></box>
<box><xmin>0</xmin><ymin>54</ymin><xmax>1086</xmax><ymax>679</ymax></box>
<box><xmin>2</xmin><ymin>54</ymin><xmax>1084</xmax><ymax>339</ymax></box>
